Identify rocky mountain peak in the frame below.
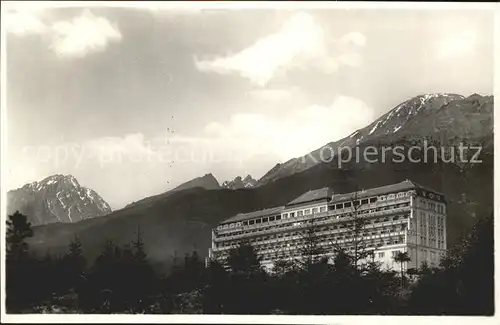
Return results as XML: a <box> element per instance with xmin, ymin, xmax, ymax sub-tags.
<box><xmin>222</xmin><ymin>174</ymin><xmax>257</xmax><ymax>189</ymax></box>
<box><xmin>8</xmin><ymin>175</ymin><xmax>111</xmax><ymax>226</ymax></box>
<box><xmin>172</xmin><ymin>173</ymin><xmax>221</xmax><ymax>192</ymax></box>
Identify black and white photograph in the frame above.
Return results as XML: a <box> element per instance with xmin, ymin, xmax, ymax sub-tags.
<box><xmin>1</xmin><ymin>1</ymin><xmax>497</xmax><ymax>322</ymax></box>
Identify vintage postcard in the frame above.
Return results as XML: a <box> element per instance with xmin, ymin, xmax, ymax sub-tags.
<box><xmin>1</xmin><ymin>1</ymin><xmax>498</xmax><ymax>324</ymax></box>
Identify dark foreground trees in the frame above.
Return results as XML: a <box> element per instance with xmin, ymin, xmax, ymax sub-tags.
<box><xmin>6</xmin><ymin>211</ymin><xmax>36</xmax><ymax>311</ymax></box>
<box><xmin>5</xmin><ymin>211</ymin><xmax>494</xmax><ymax>315</ymax></box>
<box><xmin>78</xmin><ymin>230</ymin><xmax>159</xmax><ymax>313</ymax></box>
<box><xmin>408</xmin><ymin>214</ymin><xmax>494</xmax><ymax>315</ymax></box>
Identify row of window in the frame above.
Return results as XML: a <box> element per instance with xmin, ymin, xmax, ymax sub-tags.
<box><xmin>217</xmin><ymin>214</ymin><xmax>283</xmax><ymax>230</ymax></box>
<box><xmin>392</xmin><ymin>250</ymin><xmax>402</xmax><ymax>258</ymax></box>
<box><xmin>381</xmin><ymin>191</ymin><xmax>413</xmax><ymax>201</ymax></box>
<box><xmin>428</xmin><ymin>214</ymin><xmax>446</xmax><ymax>226</ymax></box>
<box><xmin>217</xmin><ymin>191</ymin><xmax>416</xmax><ymax>231</ymax></box>
<box><xmin>376</xmin><ymin>250</ymin><xmax>406</xmax><ymax>259</ymax></box>
<box><xmin>416</xmin><ymin>236</ymin><xmax>445</xmax><ymax>248</ymax></box>
<box><xmin>413</xmin><ymin>232</ymin><xmax>444</xmax><ymax>240</ymax></box>
<box><xmin>216</xmin><ymin>228</ymin><xmax>408</xmax><ymax>252</ymax></box>
<box><xmin>328</xmin><ymin>190</ymin><xmax>412</xmax><ymax>210</ymax></box>
<box><xmin>219</xmin><ymin>240</ymin><xmax>407</xmax><ymax>262</ymax></box>
<box><xmin>416</xmin><ymin>228</ymin><xmax>444</xmax><ymax>240</ymax></box>
<box><xmin>216</xmin><ymin>213</ymin><xmax>409</xmax><ymax>241</ymax></box>
<box><xmin>417</xmin><ymin>213</ymin><xmax>445</xmax><ymax>228</ymax></box>
<box><xmin>216</xmin><ymin>247</ymin><xmax>447</xmax><ymax>266</ymax></box>
<box><xmin>420</xmin><ymin>190</ymin><xmax>443</xmax><ymax>202</ymax></box>
<box><xmin>282</xmin><ymin>205</ymin><xmax>327</xmax><ymax>219</ymax></box>
<box><xmin>420</xmin><ymin>199</ymin><xmax>446</xmax><ymax>215</ymax></box>
<box><xmin>331</xmin><ymin>197</ymin><xmax>377</xmax><ymax>210</ymax></box>
<box><xmin>249</xmin><ymin>199</ymin><xmax>405</xmax><ymax>226</ymax></box>
<box><xmin>415</xmin><ymin>249</ymin><xmax>446</xmax><ymax>260</ymax></box>
<box><xmin>216</xmin><ymin>201</ymin><xmax>411</xmax><ymax>237</ymax></box>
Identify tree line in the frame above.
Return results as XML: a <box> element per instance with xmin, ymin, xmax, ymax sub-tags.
<box><xmin>5</xmin><ymin>210</ymin><xmax>494</xmax><ymax>315</ymax></box>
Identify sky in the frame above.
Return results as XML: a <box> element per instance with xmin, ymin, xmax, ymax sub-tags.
<box><xmin>3</xmin><ymin>3</ymin><xmax>494</xmax><ymax>209</ymax></box>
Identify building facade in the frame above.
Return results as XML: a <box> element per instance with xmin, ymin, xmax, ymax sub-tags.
<box><xmin>208</xmin><ymin>180</ymin><xmax>447</xmax><ymax>272</ymax></box>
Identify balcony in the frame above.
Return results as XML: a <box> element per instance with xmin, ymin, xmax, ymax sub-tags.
<box><xmin>217</xmin><ymin>231</ymin><xmax>406</xmax><ymax>257</ymax></box>
<box><xmin>214</xmin><ymin>207</ymin><xmax>411</xmax><ymax>243</ymax></box>
<box><xmin>212</xmin><ymin>229</ymin><xmax>407</xmax><ymax>254</ymax></box>
<box><xmin>215</xmin><ymin>196</ymin><xmax>412</xmax><ymax>236</ymax></box>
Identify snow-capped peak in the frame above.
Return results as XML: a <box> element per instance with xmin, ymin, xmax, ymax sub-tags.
<box><xmin>257</xmin><ymin>92</ymin><xmax>491</xmax><ymax>187</ymax></box>
<box><xmin>222</xmin><ymin>174</ymin><xmax>257</xmax><ymax>190</ymax></box>
<box><xmin>8</xmin><ymin>174</ymin><xmax>111</xmax><ymax>226</ymax></box>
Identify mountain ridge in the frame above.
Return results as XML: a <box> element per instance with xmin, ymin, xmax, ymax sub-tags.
<box><xmin>257</xmin><ymin>93</ymin><xmax>493</xmax><ymax>186</ymax></box>
<box><xmin>221</xmin><ymin>175</ymin><xmax>257</xmax><ymax>189</ymax></box>
<box><xmin>7</xmin><ymin>174</ymin><xmax>112</xmax><ymax>226</ymax></box>
<box><xmin>24</xmin><ymin>93</ymin><xmax>494</xmax><ymax>272</ymax></box>
<box><xmin>172</xmin><ymin>173</ymin><xmax>221</xmax><ymax>192</ymax></box>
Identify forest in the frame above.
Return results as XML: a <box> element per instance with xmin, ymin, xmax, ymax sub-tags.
<box><xmin>5</xmin><ymin>210</ymin><xmax>494</xmax><ymax>315</ymax></box>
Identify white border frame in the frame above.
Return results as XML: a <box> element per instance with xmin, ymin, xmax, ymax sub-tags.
<box><xmin>1</xmin><ymin>1</ymin><xmax>499</xmax><ymax>324</ymax></box>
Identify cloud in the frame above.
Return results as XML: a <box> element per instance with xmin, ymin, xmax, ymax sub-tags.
<box><xmin>194</xmin><ymin>12</ymin><xmax>365</xmax><ymax>86</ymax></box>
<box><xmin>339</xmin><ymin>32</ymin><xmax>367</xmax><ymax>47</ymax></box>
<box><xmin>10</xmin><ymin>95</ymin><xmax>373</xmax><ymax>208</ymax></box>
<box><xmin>247</xmin><ymin>88</ymin><xmax>297</xmax><ymax>103</ymax></box>
<box><xmin>5</xmin><ymin>7</ymin><xmax>122</xmax><ymax>58</ymax></box>
<box><xmin>4</xmin><ymin>7</ymin><xmax>48</xmax><ymax>36</ymax></box>
<box><xmin>50</xmin><ymin>10</ymin><xmax>122</xmax><ymax>58</ymax></box>
<box><xmin>85</xmin><ymin>133</ymin><xmax>156</xmax><ymax>158</ymax></box>
<box><xmin>203</xmin><ymin>96</ymin><xmax>374</xmax><ymax>161</ymax></box>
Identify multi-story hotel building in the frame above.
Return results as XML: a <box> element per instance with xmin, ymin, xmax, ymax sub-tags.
<box><xmin>208</xmin><ymin>180</ymin><xmax>447</xmax><ymax>272</ymax></box>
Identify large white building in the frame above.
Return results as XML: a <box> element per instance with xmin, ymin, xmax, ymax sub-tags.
<box><xmin>208</xmin><ymin>180</ymin><xmax>447</xmax><ymax>272</ymax></box>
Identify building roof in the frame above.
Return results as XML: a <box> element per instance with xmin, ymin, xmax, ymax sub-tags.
<box><xmin>286</xmin><ymin>187</ymin><xmax>332</xmax><ymax>207</ymax></box>
<box><xmin>219</xmin><ymin>180</ymin><xmax>443</xmax><ymax>225</ymax></box>
<box><xmin>221</xmin><ymin>205</ymin><xmax>285</xmax><ymax>224</ymax></box>
<box><xmin>330</xmin><ymin>179</ymin><xmax>443</xmax><ymax>203</ymax></box>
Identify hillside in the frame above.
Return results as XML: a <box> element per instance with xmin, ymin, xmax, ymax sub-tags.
<box><xmin>26</xmin><ymin>93</ymin><xmax>494</xmax><ymax>272</ymax></box>
<box><xmin>257</xmin><ymin>93</ymin><xmax>493</xmax><ymax>186</ymax></box>
<box><xmin>28</xmin><ymin>152</ymin><xmax>493</xmax><ymax>270</ymax></box>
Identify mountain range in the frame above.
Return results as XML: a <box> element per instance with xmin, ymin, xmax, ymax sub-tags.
<box><xmin>172</xmin><ymin>173</ymin><xmax>257</xmax><ymax>191</ymax></box>
<box><xmin>17</xmin><ymin>93</ymin><xmax>493</xmax><ymax>272</ymax></box>
<box><xmin>221</xmin><ymin>175</ymin><xmax>258</xmax><ymax>189</ymax></box>
<box><xmin>7</xmin><ymin>174</ymin><xmax>111</xmax><ymax>226</ymax></box>
<box><xmin>257</xmin><ymin>93</ymin><xmax>493</xmax><ymax>186</ymax></box>
<box><xmin>172</xmin><ymin>173</ymin><xmax>221</xmax><ymax>192</ymax></box>
<box><xmin>124</xmin><ymin>173</ymin><xmax>257</xmax><ymax>209</ymax></box>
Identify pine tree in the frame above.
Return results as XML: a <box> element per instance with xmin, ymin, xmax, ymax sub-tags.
<box><xmin>224</xmin><ymin>243</ymin><xmax>270</xmax><ymax>314</ymax></box>
<box><xmin>202</xmin><ymin>259</ymin><xmax>228</xmax><ymax>313</ymax></box>
<box><xmin>57</xmin><ymin>236</ymin><xmax>87</xmax><ymax>310</ymax></box>
<box><xmin>186</xmin><ymin>250</ymin><xmax>204</xmax><ymax>290</ymax></box>
<box><xmin>6</xmin><ymin>211</ymin><xmax>34</xmax><ymax>261</ymax></box>
<box><xmin>66</xmin><ymin>236</ymin><xmax>86</xmax><ymax>270</ymax></box>
<box><xmin>63</xmin><ymin>236</ymin><xmax>87</xmax><ymax>295</ymax></box>
<box><xmin>132</xmin><ymin>225</ymin><xmax>147</xmax><ymax>262</ymax></box>
<box><xmin>297</xmin><ymin>216</ymin><xmax>327</xmax><ymax>270</ymax></box>
<box><xmin>272</xmin><ymin>258</ymin><xmax>295</xmax><ymax>277</ymax></box>
<box><xmin>345</xmin><ymin>191</ymin><xmax>371</xmax><ymax>270</ymax></box>
<box><xmin>128</xmin><ymin>226</ymin><xmax>158</xmax><ymax>312</ymax></box>
<box><xmin>226</xmin><ymin>243</ymin><xmax>262</xmax><ymax>276</ymax></box>
<box><xmin>5</xmin><ymin>211</ymin><xmax>35</xmax><ymax>312</ymax></box>
<box><xmin>86</xmin><ymin>240</ymin><xmax>119</xmax><ymax>312</ymax></box>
